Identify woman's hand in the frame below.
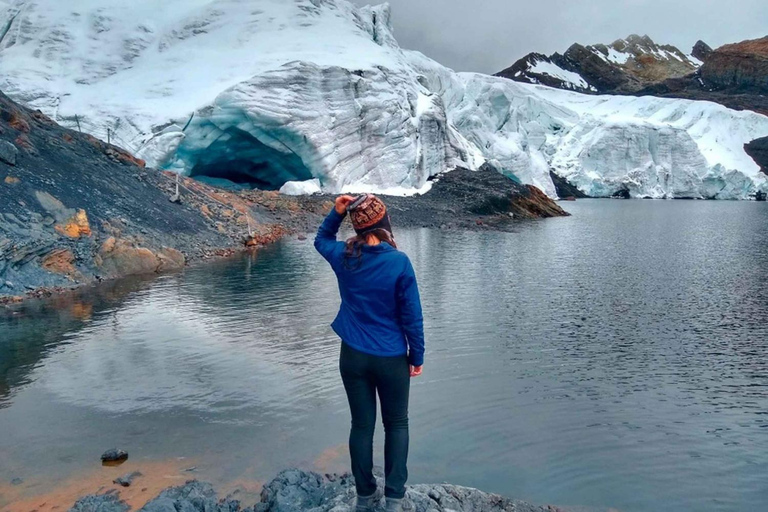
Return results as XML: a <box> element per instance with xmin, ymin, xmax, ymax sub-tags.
<box><xmin>409</xmin><ymin>365</ymin><xmax>423</xmax><ymax>377</ymax></box>
<box><xmin>335</xmin><ymin>195</ymin><xmax>356</xmax><ymax>215</ymax></box>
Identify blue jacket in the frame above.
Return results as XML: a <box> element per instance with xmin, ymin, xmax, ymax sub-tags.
<box><xmin>314</xmin><ymin>209</ymin><xmax>425</xmax><ymax>366</ymax></box>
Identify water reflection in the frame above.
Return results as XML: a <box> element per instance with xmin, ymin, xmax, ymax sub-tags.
<box><xmin>1</xmin><ymin>201</ymin><xmax>767</xmax><ymax>512</ymax></box>
<box><xmin>0</xmin><ymin>276</ymin><xmax>159</xmax><ymax>408</ymax></box>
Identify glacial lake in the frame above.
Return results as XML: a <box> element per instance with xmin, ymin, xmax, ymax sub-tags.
<box><xmin>1</xmin><ymin>200</ymin><xmax>767</xmax><ymax>512</ymax></box>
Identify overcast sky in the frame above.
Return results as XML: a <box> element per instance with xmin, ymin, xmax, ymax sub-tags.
<box><xmin>350</xmin><ymin>0</ymin><xmax>768</xmax><ymax>74</ymax></box>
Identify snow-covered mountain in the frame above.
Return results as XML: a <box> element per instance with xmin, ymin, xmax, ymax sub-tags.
<box><xmin>1</xmin><ymin>0</ymin><xmax>768</xmax><ymax>199</ymax></box>
<box><xmin>496</xmin><ymin>35</ymin><xmax>704</xmax><ymax>95</ymax></box>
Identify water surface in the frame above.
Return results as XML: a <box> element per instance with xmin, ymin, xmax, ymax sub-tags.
<box><xmin>1</xmin><ymin>200</ymin><xmax>767</xmax><ymax>511</ymax></box>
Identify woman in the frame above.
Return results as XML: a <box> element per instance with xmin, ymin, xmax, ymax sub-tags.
<box><xmin>315</xmin><ymin>194</ymin><xmax>425</xmax><ymax>512</ymax></box>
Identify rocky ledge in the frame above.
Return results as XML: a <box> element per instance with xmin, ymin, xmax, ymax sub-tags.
<box><xmin>70</xmin><ymin>469</ymin><xmax>555</xmax><ymax>512</ymax></box>
<box><xmin>1</xmin><ymin>90</ymin><xmax>567</xmax><ymax>303</ymax></box>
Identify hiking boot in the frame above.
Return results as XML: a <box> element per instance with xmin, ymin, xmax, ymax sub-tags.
<box><xmin>385</xmin><ymin>497</ymin><xmax>409</xmax><ymax>512</ymax></box>
<box><xmin>355</xmin><ymin>487</ymin><xmax>382</xmax><ymax>511</ymax></box>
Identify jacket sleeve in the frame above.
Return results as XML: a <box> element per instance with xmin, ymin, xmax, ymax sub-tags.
<box><xmin>314</xmin><ymin>208</ymin><xmax>346</xmax><ymax>268</ymax></box>
<box><xmin>397</xmin><ymin>257</ymin><xmax>425</xmax><ymax>366</ymax></box>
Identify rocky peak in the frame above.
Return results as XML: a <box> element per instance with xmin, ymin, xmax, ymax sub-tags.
<box><xmin>497</xmin><ymin>34</ymin><xmax>701</xmax><ymax>94</ymax></box>
<box><xmin>692</xmin><ymin>40</ymin><xmax>714</xmax><ymax>62</ymax></box>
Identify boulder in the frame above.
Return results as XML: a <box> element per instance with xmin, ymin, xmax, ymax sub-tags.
<box><xmin>97</xmin><ymin>238</ymin><xmax>160</xmax><ymax>278</ymax></box>
<box><xmin>113</xmin><ymin>471</ymin><xmax>143</xmax><ymax>487</ymax></box>
<box><xmin>100</xmin><ymin>448</ymin><xmax>129</xmax><ymax>464</ymax></box>
<box><xmin>0</xmin><ymin>139</ymin><xmax>18</xmax><ymax>165</ymax></box>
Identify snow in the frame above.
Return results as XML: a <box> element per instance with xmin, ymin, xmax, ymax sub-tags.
<box><xmin>279</xmin><ymin>178</ymin><xmax>322</xmax><ymax>196</ymax></box>
<box><xmin>529</xmin><ymin>59</ymin><xmax>596</xmax><ymax>92</ymax></box>
<box><xmin>688</xmin><ymin>54</ymin><xmax>704</xmax><ymax>67</ymax></box>
<box><xmin>1</xmin><ymin>0</ymin><xmax>767</xmax><ymax>200</ymax></box>
<box><xmin>606</xmin><ymin>48</ymin><xmax>631</xmax><ymax>64</ymax></box>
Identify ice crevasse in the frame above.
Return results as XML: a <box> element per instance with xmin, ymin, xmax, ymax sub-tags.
<box><xmin>1</xmin><ymin>0</ymin><xmax>767</xmax><ymax>199</ymax></box>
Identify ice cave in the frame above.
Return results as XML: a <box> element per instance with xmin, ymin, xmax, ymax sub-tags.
<box><xmin>184</xmin><ymin>127</ymin><xmax>313</xmax><ymax>190</ymax></box>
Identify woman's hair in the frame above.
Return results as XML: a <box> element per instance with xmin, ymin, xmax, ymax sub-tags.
<box><xmin>343</xmin><ymin>228</ymin><xmax>397</xmax><ymax>270</ymax></box>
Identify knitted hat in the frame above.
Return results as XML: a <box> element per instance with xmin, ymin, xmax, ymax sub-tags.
<box><xmin>348</xmin><ymin>194</ymin><xmax>392</xmax><ymax>236</ymax></box>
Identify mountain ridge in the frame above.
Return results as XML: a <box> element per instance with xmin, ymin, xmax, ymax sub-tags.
<box><xmin>496</xmin><ymin>34</ymin><xmax>702</xmax><ymax>94</ymax></box>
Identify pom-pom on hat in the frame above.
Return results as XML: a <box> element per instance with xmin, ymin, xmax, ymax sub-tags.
<box><xmin>347</xmin><ymin>194</ymin><xmax>392</xmax><ymax>236</ymax></box>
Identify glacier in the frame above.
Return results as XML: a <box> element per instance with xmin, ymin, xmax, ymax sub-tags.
<box><xmin>1</xmin><ymin>0</ymin><xmax>768</xmax><ymax>199</ymax></box>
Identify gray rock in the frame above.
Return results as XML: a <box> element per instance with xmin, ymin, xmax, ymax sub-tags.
<box><xmin>100</xmin><ymin>448</ymin><xmax>129</xmax><ymax>463</ymax></box>
<box><xmin>68</xmin><ymin>470</ymin><xmax>551</xmax><ymax>512</ymax></box>
<box><xmin>255</xmin><ymin>469</ymin><xmax>550</xmax><ymax>512</ymax></box>
<box><xmin>10</xmin><ymin>477</ymin><xmax>23</xmax><ymax>485</ymax></box>
<box><xmin>0</xmin><ymin>140</ymin><xmax>18</xmax><ymax>165</ymax></box>
<box><xmin>113</xmin><ymin>470</ymin><xmax>142</xmax><ymax>487</ymax></box>
<box><xmin>69</xmin><ymin>491</ymin><xmax>129</xmax><ymax>512</ymax></box>
<box><xmin>139</xmin><ymin>480</ymin><xmax>241</xmax><ymax>512</ymax></box>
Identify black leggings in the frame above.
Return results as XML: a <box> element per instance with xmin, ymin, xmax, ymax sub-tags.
<box><xmin>339</xmin><ymin>342</ymin><xmax>410</xmax><ymax>499</ymax></box>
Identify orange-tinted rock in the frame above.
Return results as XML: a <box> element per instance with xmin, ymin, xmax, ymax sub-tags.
<box><xmin>244</xmin><ymin>225</ymin><xmax>289</xmax><ymax>247</ymax></box>
<box><xmin>97</xmin><ymin>239</ymin><xmax>185</xmax><ymax>277</ymax></box>
<box><xmin>55</xmin><ymin>209</ymin><xmax>92</xmax><ymax>238</ymax></box>
<box><xmin>97</xmin><ymin>237</ymin><xmax>160</xmax><ymax>278</ymax></box>
<box><xmin>200</xmin><ymin>204</ymin><xmax>212</xmax><ymax>217</ymax></box>
<box><xmin>9</xmin><ymin>111</ymin><xmax>30</xmax><ymax>133</ymax></box>
<box><xmin>4</xmin><ymin>176</ymin><xmax>20</xmax><ymax>185</ymax></box>
<box><xmin>41</xmin><ymin>249</ymin><xmax>78</xmax><ymax>279</ymax></box>
<box><xmin>156</xmin><ymin>247</ymin><xmax>186</xmax><ymax>271</ymax></box>
<box><xmin>14</xmin><ymin>134</ymin><xmax>34</xmax><ymax>152</ymax></box>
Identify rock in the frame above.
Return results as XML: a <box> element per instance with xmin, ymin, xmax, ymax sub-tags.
<box><xmin>745</xmin><ymin>135</ymin><xmax>768</xmax><ymax>176</ymax></box>
<box><xmin>100</xmin><ymin>448</ymin><xmax>128</xmax><ymax>464</ymax></box>
<box><xmin>3</xmin><ymin>281</ymin><xmax>12</xmax><ymax>289</ymax></box>
<box><xmin>69</xmin><ymin>491</ymin><xmax>128</xmax><ymax>512</ymax></box>
<box><xmin>10</xmin><ymin>477</ymin><xmax>23</xmax><ymax>485</ymax></box>
<box><xmin>700</xmin><ymin>36</ymin><xmax>768</xmax><ymax>93</ymax></box>
<box><xmin>156</xmin><ymin>247</ymin><xmax>186</xmax><ymax>271</ymax></box>
<box><xmin>549</xmin><ymin>170</ymin><xmax>590</xmax><ymax>199</ymax></box>
<box><xmin>69</xmin><ymin>469</ymin><xmax>550</xmax><ymax>512</ymax></box>
<box><xmin>636</xmin><ymin>36</ymin><xmax>768</xmax><ymax>117</ymax></box>
<box><xmin>41</xmin><ymin>248</ymin><xmax>79</xmax><ymax>279</ymax></box>
<box><xmin>54</xmin><ymin>208</ymin><xmax>92</xmax><ymax>238</ymax></box>
<box><xmin>139</xmin><ymin>480</ymin><xmax>241</xmax><ymax>512</ymax></box>
<box><xmin>497</xmin><ymin>34</ymin><xmax>700</xmax><ymax>94</ymax></box>
<box><xmin>97</xmin><ymin>238</ymin><xmax>160</xmax><ymax>277</ymax></box>
<box><xmin>297</xmin><ymin>234</ymin><xmax>307</xmax><ymax>241</ymax></box>
<box><xmin>113</xmin><ymin>471</ymin><xmax>142</xmax><ymax>487</ymax></box>
<box><xmin>35</xmin><ymin>190</ymin><xmax>75</xmax><ymax>222</ymax></box>
<box><xmin>692</xmin><ymin>40</ymin><xmax>714</xmax><ymax>62</ymax></box>
<box><xmin>3</xmin><ymin>175</ymin><xmax>20</xmax><ymax>184</ymax></box>
<box><xmin>0</xmin><ymin>140</ymin><xmax>18</xmax><ymax>165</ymax></box>
<box><xmin>382</xmin><ymin>166</ymin><xmax>569</xmax><ymax>230</ymax></box>
<box><xmin>255</xmin><ymin>469</ymin><xmax>550</xmax><ymax>512</ymax></box>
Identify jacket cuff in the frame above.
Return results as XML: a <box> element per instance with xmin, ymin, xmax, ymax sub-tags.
<box><xmin>408</xmin><ymin>352</ymin><xmax>424</xmax><ymax>367</ymax></box>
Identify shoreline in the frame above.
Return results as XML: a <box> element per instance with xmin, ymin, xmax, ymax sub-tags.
<box><xmin>59</xmin><ymin>468</ymin><xmax>556</xmax><ymax>512</ymax></box>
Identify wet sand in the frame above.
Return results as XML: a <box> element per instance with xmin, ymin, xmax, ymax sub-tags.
<box><xmin>0</xmin><ymin>445</ymin><xmax>350</xmax><ymax>511</ymax></box>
